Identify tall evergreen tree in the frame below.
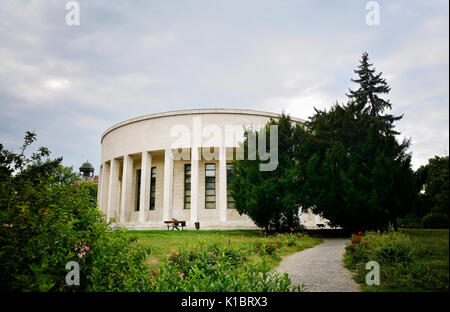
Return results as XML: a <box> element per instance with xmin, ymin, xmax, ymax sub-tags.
<box><xmin>296</xmin><ymin>52</ymin><xmax>415</xmax><ymax>232</ymax></box>
<box><xmin>347</xmin><ymin>52</ymin><xmax>392</xmax><ymax>116</ymax></box>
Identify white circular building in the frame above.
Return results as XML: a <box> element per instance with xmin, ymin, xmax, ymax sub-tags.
<box><xmin>97</xmin><ymin>109</ymin><xmax>327</xmax><ymax>230</ymax></box>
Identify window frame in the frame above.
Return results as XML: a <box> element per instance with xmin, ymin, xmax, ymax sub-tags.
<box><xmin>149</xmin><ymin>166</ymin><xmax>156</xmax><ymax>210</ymax></box>
<box><xmin>226</xmin><ymin>163</ymin><xmax>235</xmax><ymax>209</ymax></box>
<box><xmin>205</xmin><ymin>163</ymin><xmax>216</xmax><ymax>209</ymax></box>
<box><xmin>136</xmin><ymin>169</ymin><xmax>141</xmax><ymax>211</ymax></box>
<box><xmin>184</xmin><ymin>164</ymin><xmax>191</xmax><ymax>209</ymax></box>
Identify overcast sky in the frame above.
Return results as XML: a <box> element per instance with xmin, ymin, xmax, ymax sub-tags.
<box><xmin>0</xmin><ymin>0</ymin><xmax>448</xmax><ymax>173</ymax></box>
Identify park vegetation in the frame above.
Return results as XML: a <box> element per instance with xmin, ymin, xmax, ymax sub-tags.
<box><xmin>144</xmin><ymin>232</ymin><xmax>320</xmax><ymax>292</ymax></box>
<box><xmin>1</xmin><ymin>52</ymin><xmax>447</xmax><ymax>292</ymax></box>
<box><xmin>344</xmin><ymin>229</ymin><xmax>448</xmax><ymax>291</ymax></box>
<box><xmin>0</xmin><ymin>132</ymin><xmax>150</xmax><ymax>291</ymax></box>
<box><xmin>0</xmin><ymin>132</ymin><xmax>318</xmax><ymax>291</ymax></box>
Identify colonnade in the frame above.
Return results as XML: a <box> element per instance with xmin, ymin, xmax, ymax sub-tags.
<box><xmin>97</xmin><ymin>147</ymin><xmax>230</xmax><ymax>225</ymax></box>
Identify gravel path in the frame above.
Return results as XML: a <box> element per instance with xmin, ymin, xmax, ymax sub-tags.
<box><xmin>277</xmin><ymin>238</ymin><xmax>360</xmax><ymax>292</ymax></box>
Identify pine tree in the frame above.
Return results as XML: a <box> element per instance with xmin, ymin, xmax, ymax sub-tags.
<box><xmin>296</xmin><ymin>52</ymin><xmax>416</xmax><ymax>232</ymax></box>
<box><xmin>347</xmin><ymin>52</ymin><xmax>392</xmax><ymax>116</ymax></box>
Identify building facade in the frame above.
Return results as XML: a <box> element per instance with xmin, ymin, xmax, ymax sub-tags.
<box><xmin>97</xmin><ymin>109</ymin><xmax>328</xmax><ymax>230</ymax></box>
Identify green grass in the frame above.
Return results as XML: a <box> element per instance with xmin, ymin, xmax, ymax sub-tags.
<box><xmin>345</xmin><ymin>229</ymin><xmax>449</xmax><ymax>292</ymax></box>
<box><xmin>128</xmin><ymin>230</ymin><xmax>323</xmax><ymax>269</ymax></box>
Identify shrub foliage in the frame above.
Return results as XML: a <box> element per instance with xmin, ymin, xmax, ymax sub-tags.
<box><xmin>345</xmin><ymin>231</ymin><xmax>448</xmax><ymax>291</ymax></box>
<box><xmin>149</xmin><ymin>240</ymin><xmax>302</xmax><ymax>292</ymax></box>
<box><xmin>0</xmin><ymin>132</ymin><xmax>150</xmax><ymax>291</ymax></box>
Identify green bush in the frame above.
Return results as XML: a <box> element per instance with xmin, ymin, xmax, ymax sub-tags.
<box><xmin>397</xmin><ymin>214</ymin><xmax>422</xmax><ymax>229</ymax></box>
<box><xmin>0</xmin><ymin>180</ymin><xmax>151</xmax><ymax>291</ymax></box>
<box><xmin>167</xmin><ymin>241</ymin><xmax>245</xmax><ymax>277</ymax></box>
<box><xmin>253</xmin><ymin>241</ymin><xmax>279</xmax><ymax>255</ymax></box>
<box><xmin>421</xmin><ymin>213</ymin><xmax>449</xmax><ymax>229</ymax></box>
<box><xmin>345</xmin><ymin>231</ymin><xmax>447</xmax><ymax>291</ymax></box>
<box><xmin>84</xmin><ymin>229</ymin><xmax>151</xmax><ymax>291</ymax></box>
<box><xmin>0</xmin><ymin>132</ymin><xmax>151</xmax><ymax>291</ymax></box>
<box><xmin>346</xmin><ymin>231</ymin><xmax>429</xmax><ymax>265</ymax></box>
<box><xmin>150</xmin><ymin>241</ymin><xmax>302</xmax><ymax>292</ymax></box>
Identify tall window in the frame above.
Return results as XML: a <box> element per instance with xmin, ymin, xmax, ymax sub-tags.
<box><xmin>227</xmin><ymin>164</ymin><xmax>235</xmax><ymax>209</ymax></box>
<box><xmin>136</xmin><ymin>169</ymin><xmax>141</xmax><ymax>211</ymax></box>
<box><xmin>150</xmin><ymin>167</ymin><xmax>156</xmax><ymax>210</ymax></box>
<box><xmin>205</xmin><ymin>163</ymin><xmax>216</xmax><ymax>209</ymax></box>
<box><xmin>184</xmin><ymin>164</ymin><xmax>191</xmax><ymax>209</ymax></box>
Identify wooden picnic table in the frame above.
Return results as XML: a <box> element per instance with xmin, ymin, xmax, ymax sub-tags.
<box><xmin>164</xmin><ymin>220</ymin><xmax>186</xmax><ymax>230</ymax></box>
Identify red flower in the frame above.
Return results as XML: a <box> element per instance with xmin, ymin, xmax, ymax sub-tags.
<box><xmin>352</xmin><ymin>239</ymin><xmax>355</xmax><ymax>242</ymax></box>
<box><xmin>358</xmin><ymin>232</ymin><xmax>362</xmax><ymax>235</ymax></box>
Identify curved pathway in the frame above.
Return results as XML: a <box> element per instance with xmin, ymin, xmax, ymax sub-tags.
<box><xmin>277</xmin><ymin>238</ymin><xmax>360</xmax><ymax>292</ymax></box>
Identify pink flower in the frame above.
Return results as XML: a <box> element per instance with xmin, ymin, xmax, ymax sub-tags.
<box><xmin>78</xmin><ymin>251</ymin><xmax>86</xmax><ymax>258</ymax></box>
<box><xmin>83</xmin><ymin>246</ymin><xmax>90</xmax><ymax>251</ymax></box>
<box><xmin>179</xmin><ymin>273</ymin><xmax>185</xmax><ymax>278</ymax></box>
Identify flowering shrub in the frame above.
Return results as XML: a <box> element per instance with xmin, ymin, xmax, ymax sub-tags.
<box><xmin>0</xmin><ymin>134</ymin><xmax>152</xmax><ymax>292</ymax></box>
<box><xmin>254</xmin><ymin>241</ymin><xmax>280</xmax><ymax>255</ymax></box>
<box><xmin>149</xmin><ymin>241</ymin><xmax>303</xmax><ymax>292</ymax></box>
<box><xmin>0</xmin><ymin>180</ymin><xmax>151</xmax><ymax>292</ymax></box>
<box><xmin>344</xmin><ymin>231</ymin><xmax>447</xmax><ymax>291</ymax></box>
<box><xmin>350</xmin><ymin>231</ymin><xmax>364</xmax><ymax>244</ymax></box>
<box><xmin>167</xmin><ymin>241</ymin><xmax>245</xmax><ymax>277</ymax></box>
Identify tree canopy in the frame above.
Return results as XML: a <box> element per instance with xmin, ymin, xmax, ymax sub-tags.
<box><xmin>295</xmin><ymin>52</ymin><xmax>415</xmax><ymax>232</ymax></box>
<box><xmin>230</xmin><ymin>114</ymin><xmax>302</xmax><ymax>232</ymax></box>
<box><xmin>231</xmin><ymin>52</ymin><xmax>417</xmax><ymax>233</ymax></box>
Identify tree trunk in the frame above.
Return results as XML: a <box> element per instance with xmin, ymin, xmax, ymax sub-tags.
<box><xmin>392</xmin><ymin>218</ymin><xmax>398</xmax><ymax>231</ymax></box>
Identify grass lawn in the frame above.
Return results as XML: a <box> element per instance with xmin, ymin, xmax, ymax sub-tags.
<box><xmin>345</xmin><ymin>229</ymin><xmax>449</xmax><ymax>292</ymax></box>
<box><xmin>128</xmin><ymin>230</ymin><xmax>323</xmax><ymax>269</ymax></box>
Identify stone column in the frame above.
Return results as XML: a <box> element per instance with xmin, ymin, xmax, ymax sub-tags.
<box><xmin>107</xmin><ymin>158</ymin><xmax>119</xmax><ymax>223</ymax></box>
<box><xmin>190</xmin><ymin>147</ymin><xmax>199</xmax><ymax>222</ymax></box>
<box><xmin>219</xmin><ymin>146</ymin><xmax>227</xmax><ymax>222</ymax></box>
<box><xmin>120</xmin><ymin>154</ymin><xmax>133</xmax><ymax>224</ymax></box>
<box><xmin>139</xmin><ymin>151</ymin><xmax>151</xmax><ymax>222</ymax></box>
<box><xmin>163</xmin><ymin>148</ymin><xmax>173</xmax><ymax>221</ymax></box>
<box><xmin>97</xmin><ymin>164</ymin><xmax>104</xmax><ymax>210</ymax></box>
<box><xmin>101</xmin><ymin>162</ymin><xmax>110</xmax><ymax>216</ymax></box>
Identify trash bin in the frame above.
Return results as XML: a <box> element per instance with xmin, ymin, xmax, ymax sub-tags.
<box><xmin>195</xmin><ymin>222</ymin><xmax>200</xmax><ymax>230</ymax></box>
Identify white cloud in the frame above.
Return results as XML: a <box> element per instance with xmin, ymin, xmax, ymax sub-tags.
<box><xmin>44</xmin><ymin>78</ymin><xmax>70</xmax><ymax>90</ymax></box>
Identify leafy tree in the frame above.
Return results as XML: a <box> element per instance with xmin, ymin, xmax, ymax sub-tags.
<box><xmin>0</xmin><ymin>132</ymin><xmax>150</xmax><ymax>291</ymax></box>
<box><xmin>415</xmin><ymin>155</ymin><xmax>449</xmax><ymax>228</ymax></box>
<box><xmin>53</xmin><ymin>163</ymin><xmax>80</xmax><ymax>185</ymax></box>
<box><xmin>417</xmin><ymin>155</ymin><xmax>449</xmax><ymax>216</ymax></box>
<box><xmin>296</xmin><ymin>52</ymin><xmax>415</xmax><ymax>232</ymax></box>
<box><xmin>230</xmin><ymin>114</ymin><xmax>302</xmax><ymax>232</ymax></box>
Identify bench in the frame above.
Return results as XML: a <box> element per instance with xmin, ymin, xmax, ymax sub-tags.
<box><xmin>164</xmin><ymin>220</ymin><xmax>186</xmax><ymax>231</ymax></box>
<box><xmin>316</xmin><ymin>223</ymin><xmax>325</xmax><ymax>229</ymax></box>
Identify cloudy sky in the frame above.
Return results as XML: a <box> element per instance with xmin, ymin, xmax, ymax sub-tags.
<box><xmin>0</xmin><ymin>0</ymin><xmax>448</xmax><ymax>172</ymax></box>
